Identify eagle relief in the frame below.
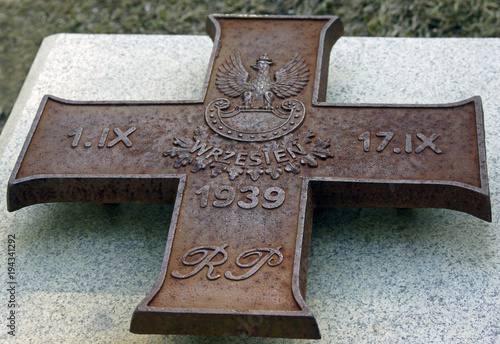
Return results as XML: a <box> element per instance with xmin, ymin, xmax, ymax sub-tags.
<box><xmin>163</xmin><ymin>52</ymin><xmax>334</xmax><ymax>181</ymax></box>
<box><xmin>207</xmin><ymin>51</ymin><xmax>310</xmax><ymax>142</ymax></box>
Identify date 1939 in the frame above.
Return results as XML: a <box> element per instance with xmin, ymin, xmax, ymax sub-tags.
<box><xmin>196</xmin><ymin>185</ymin><xmax>285</xmax><ymax>209</ymax></box>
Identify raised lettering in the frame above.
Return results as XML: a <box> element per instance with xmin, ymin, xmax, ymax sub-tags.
<box><xmin>415</xmin><ymin>133</ymin><xmax>442</xmax><ymax>154</ymax></box>
<box><xmin>68</xmin><ymin>127</ymin><xmax>83</xmax><ymax>148</ymax></box>
<box><xmin>286</xmin><ymin>143</ymin><xmax>307</xmax><ymax>159</ymax></box>
<box><xmin>107</xmin><ymin>127</ymin><xmax>136</xmax><ymax>148</ymax></box>
<box><xmin>262</xmin><ymin>187</ymin><xmax>286</xmax><ymax>209</ymax></box>
<box><xmin>213</xmin><ymin>186</ymin><xmax>236</xmax><ymax>208</ymax></box>
<box><xmin>249</xmin><ymin>153</ymin><xmax>262</xmax><ymax>166</ymax></box>
<box><xmin>405</xmin><ymin>133</ymin><xmax>412</xmax><ymax>153</ymax></box>
<box><xmin>205</xmin><ymin>147</ymin><xmax>223</xmax><ymax>161</ymax></box>
<box><xmin>98</xmin><ymin>128</ymin><xmax>109</xmax><ymax>148</ymax></box>
<box><xmin>376</xmin><ymin>132</ymin><xmax>394</xmax><ymax>152</ymax></box>
<box><xmin>190</xmin><ymin>140</ymin><xmax>213</xmax><ymax>155</ymax></box>
<box><xmin>196</xmin><ymin>185</ymin><xmax>210</xmax><ymax>208</ymax></box>
<box><xmin>235</xmin><ymin>152</ymin><xmax>248</xmax><ymax>166</ymax></box>
<box><xmin>171</xmin><ymin>244</ymin><xmax>228</xmax><ymax>280</ymax></box>
<box><xmin>220</xmin><ymin>151</ymin><xmax>236</xmax><ymax>164</ymax></box>
<box><xmin>273</xmin><ymin>149</ymin><xmax>289</xmax><ymax>163</ymax></box>
<box><xmin>263</xmin><ymin>150</ymin><xmax>271</xmax><ymax>165</ymax></box>
<box><xmin>237</xmin><ymin>186</ymin><xmax>259</xmax><ymax>209</ymax></box>
<box><xmin>225</xmin><ymin>246</ymin><xmax>283</xmax><ymax>281</ymax></box>
<box><xmin>358</xmin><ymin>131</ymin><xmax>370</xmax><ymax>152</ymax></box>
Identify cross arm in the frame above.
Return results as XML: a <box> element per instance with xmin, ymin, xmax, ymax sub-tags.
<box><xmin>303</xmin><ymin>97</ymin><xmax>490</xmax><ymax>221</ymax></box>
<box><xmin>7</xmin><ymin>95</ymin><xmax>205</xmax><ymax>211</ymax></box>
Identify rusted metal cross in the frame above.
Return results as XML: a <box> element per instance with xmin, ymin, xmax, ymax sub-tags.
<box><xmin>7</xmin><ymin>15</ymin><xmax>490</xmax><ymax>339</ymax></box>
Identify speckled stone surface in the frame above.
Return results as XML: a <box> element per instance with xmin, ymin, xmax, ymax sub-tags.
<box><xmin>1</xmin><ymin>33</ymin><xmax>499</xmax><ymax>343</ymax></box>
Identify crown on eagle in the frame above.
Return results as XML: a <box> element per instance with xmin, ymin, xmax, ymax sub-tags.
<box><xmin>256</xmin><ymin>53</ymin><xmax>273</xmax><ymax>65</ymax></box>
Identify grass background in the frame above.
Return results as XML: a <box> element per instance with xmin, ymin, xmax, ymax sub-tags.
<box><xmin>0</xmin><ymin>0</ymin><xmax>499</xmax><ymax>133</ymax></box>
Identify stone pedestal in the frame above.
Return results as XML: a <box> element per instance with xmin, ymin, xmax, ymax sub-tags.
<box><xmin>0</xmin><ymin>33</ymin><xmax>499</xmax><ymax>343</ymax></box>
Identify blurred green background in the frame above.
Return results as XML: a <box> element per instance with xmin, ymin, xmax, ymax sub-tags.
<box><xmin>0</xmin><ymin>0</ymin><xmax>499</xmax><ymax>133</ymax></box>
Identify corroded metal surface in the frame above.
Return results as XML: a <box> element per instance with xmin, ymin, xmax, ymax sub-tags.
<box><xmin>7</xmin><ymin>15</ymin><xmax>490</xmax><ymax>339</ymax></box>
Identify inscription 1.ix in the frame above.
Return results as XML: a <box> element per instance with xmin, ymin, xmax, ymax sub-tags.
<box><xmin>68</xmin><ymin>127</ymin><xmax>136</xmax><ymax>149</ymax></box>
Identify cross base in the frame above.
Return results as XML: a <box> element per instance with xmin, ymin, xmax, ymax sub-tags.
<box><xmin>131</xmin><ymin>309</ymin><xmax>319</xmax><ymax>338</ymax></box>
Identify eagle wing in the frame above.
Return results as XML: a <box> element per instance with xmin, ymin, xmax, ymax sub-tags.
<box><xmin>215</xmin><ymin>52</ymin><xmax>250</xmax><ymax>97</ymax></box>
<box><xmin>271</xmin><ymin>52</ymin><xmax>310</xmax><ymax>98</ymax></box>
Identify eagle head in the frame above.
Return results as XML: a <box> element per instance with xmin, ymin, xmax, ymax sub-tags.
<box><xmin>251</xmin><ymin>53</ymin><xmax>274</xmax><ymax>71</ymax></box>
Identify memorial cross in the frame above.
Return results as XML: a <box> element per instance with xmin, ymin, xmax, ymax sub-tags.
<box><xmin>7</xmin><ymin>15</ymin><xmax>490</xmax><ymax>339</ymax></box>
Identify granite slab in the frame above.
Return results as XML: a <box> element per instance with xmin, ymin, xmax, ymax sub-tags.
<box><xmin>0</xmin><ymin>33</ymin><xmax>499</xmax><ymax>343</ymax></box>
